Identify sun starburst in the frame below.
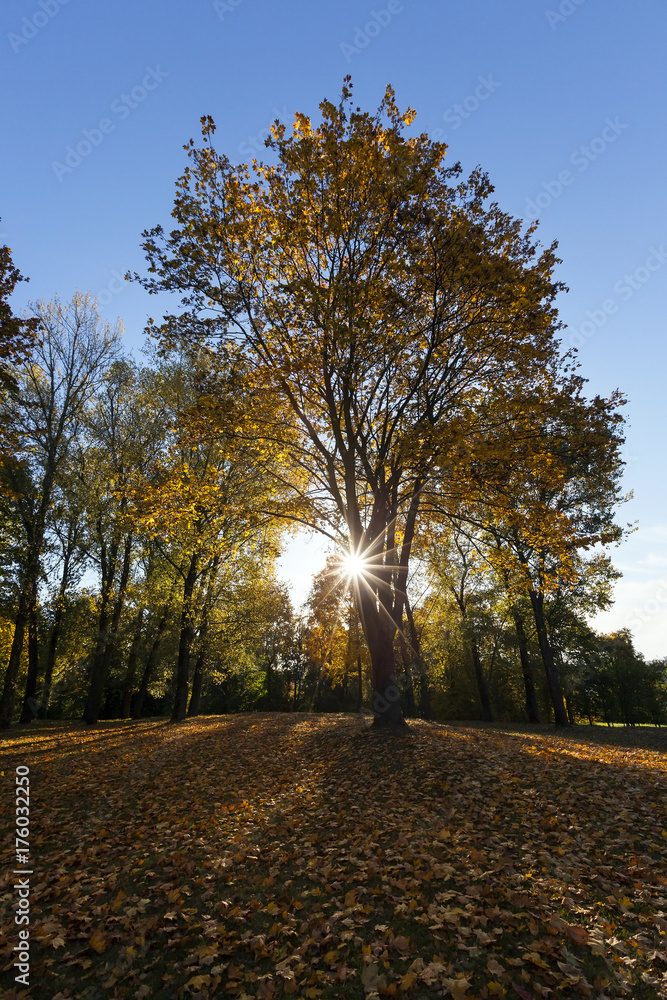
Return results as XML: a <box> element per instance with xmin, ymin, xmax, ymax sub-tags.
<box><xmin>342</xmin><ymin>552</ymin><xmax>367</xmax><ymax>579</ymax></box>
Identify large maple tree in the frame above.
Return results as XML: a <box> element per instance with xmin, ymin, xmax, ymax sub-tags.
<box><xmin>134</xmin><ymin>81</ymin><xmax>600</xmax><ymax>725</ymax></box>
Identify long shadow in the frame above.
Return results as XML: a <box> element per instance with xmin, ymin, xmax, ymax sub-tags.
<box><xmin>447</xmin><ymin>720</ymin><xmax>667</xmax><ymax>754</ymax></box>
<box><xmin>0</xmin><ymin>718</ymin><xmax>170</xmax><ymax>764</ymax></box>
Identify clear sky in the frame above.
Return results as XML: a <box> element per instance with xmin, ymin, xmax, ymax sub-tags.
<box><xmin>2</xmin><ymin>0</ymin><xmax>665</xmax><ymax>657</ymax></box>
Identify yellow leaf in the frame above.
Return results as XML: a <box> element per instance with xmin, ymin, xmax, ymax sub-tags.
<box><xmin>443</xmin><ymin>976</ymin><xmax>472</xmax><ymax>999</ymax></box>
<box><xmin>522</xmin><ymin>952</ymin><xmax>549</xmax><ymax>970</ymax></box>
<box><xmin>89</xmin><ymin>929</ymin><xmax>107</xmax><ymax>954</ymax></box>
<box><xmin>111</xmin><ymin>890</ymin><xmax>127</xmax><ymax>912</ymax></box>
<box><xmin>185</xmin><ymin>974</ymin><xmax>211</xmax><ymax>991</ymax></box>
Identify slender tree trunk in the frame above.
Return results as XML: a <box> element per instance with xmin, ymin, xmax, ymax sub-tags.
<box><xmin>172</xmin><ymin>552</ymin><xmax>199</xmax><ymax>722</ymax></box>
<box><xmin>187</xmin><ymin>648</ymin><xmax>205</xmax><ymax>717</ymax></box>
<box><xmin>453</xmin><ymin>587</ymin><xmax>493</xmax><ymax>723</ymax></box>
<box><xmin>471</xmin><ymin>640</ymin><xmax>494</xmax><ymax>722</ymax></box>
<box><xmin>38</xmin><ymin>597</ymin><xmax>64</xmax><ymax>719</ymax></box>
<box><xmin>83</xmin><ymin>533</ymin><xmax>133</xmax><ymax>725</ymax></box>
<box><xmin>309</xmin><ymin>660</ymin><xmax>324</xmax><ymax>712</ymax></box>
<box><xmin>82</xmin><ymin>533</ymin><xmax>117</xmax><ymax>722</ymax></box>
<box><xmin>82</xmin><ymin>603</ymin><xmax>112</xmax><ymax>723</ymax></box>
<box><xmin>356</xmin><ymin>655</ymin><xmax>363</xmax><ymax>711</ymax></box>
<box><xmin>132</xmin><ymin>604</ymin><xmax>171</xmax><ymax>718</ymax></box>
<box><xmin>19</xmin><ymin>590</ymin><xmax>40</xmax><ymax>724</ymax></box>
<box><xmin>0</xmin><ymin>479</ymin><xmax>52</xmax><ymax>727</ymax></box>
<box><xmin>39</xmin><ymin>589</ymin><xmax>68</xmax><ymax>719</ymax></box>
<box><xmin>512</xmin><ymin>607</ymin><xmax>540</xmax><ymax>723</ymax></box>
<box><xmin>120</xmin><ymin>608</ymin><xmax>145</xmax><ymax>719</ymax></box>
<box><xmin>186</xmin><ymin>555</ymin><xmax>219</xmax><ymax>718</ymax></box>
<box><xmin>397</xmin><ymin>625</ymin><xmax>413</xmax><ymax>711</ymax></box>
<box><xmin>529</xmin><ymin>588</ymin><xmax>569</xmax><ymax>725</ymax></box>
<box><xmin>38</xmin><ymin>518</ymin><xmax>80</xmax><ymax>719</ymax></box>
<box><xmin>404</xmin><ymin>593</ymin><xmax>432</xmax><ymax>719</ymax></box>
<box><xmin>0</xmin><ymin>587</ymin><xmax>32</xmax><ymax>728</ymax></box>
<box><xmin>416</xmin><ymin>658</ymin><xmax>432</xmax><ymax>720</ymax></box>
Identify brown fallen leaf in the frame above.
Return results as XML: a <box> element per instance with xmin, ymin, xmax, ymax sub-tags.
<box><xmin>443</xmin><ymin>976</ymin><xmax>472</xmax><ymax>999</ymax></box>
<box><xmin>89</xmin><ymin>929</ymin><xmax>107</xmax><ymax>954</ymax></box>
<box><xmin>565</xmin><ymin>924</ymin><xmax>589</xmax><ymax>946</ymax></box>
<box><xmin>547</xmin><ymin>914</ymin><xmax>568</xmax><ymax>934</ymax></box>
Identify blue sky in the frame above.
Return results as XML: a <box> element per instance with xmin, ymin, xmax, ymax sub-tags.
<box><xmin>2</xmin><ymin>0</ymin><xmax>666</xmax><ymax>656</ymax></box>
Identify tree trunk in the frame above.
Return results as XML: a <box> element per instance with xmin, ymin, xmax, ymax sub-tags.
<box><xmin>471</xmin><ymin>640</ymin><xmax>494</xmax><ymax>722</ymax></box>
<box><xmin>0</xmin><ymin>471</ymin><xmax>53</xmax><ymax>727</ymax></box>
<box><xmin>356</xmin><ymin>655</ymin><xmax>363</xmax><ymax>711</ymax></box>
<box><xmin>82</xmin><ymin>607</ymin><xmax>112</xmax><ymax>724</ymax></box>
<box><xmin>512</xmin><ymin>607</ymin><xmax>540</xmax><ymax>723</ymax></box>
<box><xmin>309</xmin><ymin>659</ymin><xmax>324</xmax><ymax>712</ymax></box>
<box><xmin>38</xmin><ymin>598</ymin><xmax>63</xmax><ymax>719</ymax></box>
<box><xmin>355</xmin><ymin>579</ymin><xmax>405</xmax><ymax>727</ymax></box>
<box><xmin>132</xmin><ymin>577</ymin><xmax>178</xmax><ymax>718</ymax></box>
<box><xmin>132</xmin><ymin>607</ymin><xmax>169</xmax><ymax>718</ymax></box>
<box><xmin>39</xmin><ymin>597</ymin><xmax>67</xmax><ymax>720</ymax></box>
<box><xmin>404</xmin><ymin>593</ymin><xmax>432</xmax><ymax>719</ymax></box>
<box><xmin>0</xmin><ymin>588</ymin><xmax>31</xmax><ymax>728</ymax></box>
<box><xmin>172</xmin><ymin>552</ymin><xmax>199</xmax><ymax>722</ymax></box>
<box><xmin>348</xmin><ymin>484</ymin><xmax>416</xmax><ymax>728</ymax></box>
<box><xmin>38</xmin><ymin>519</ymin><xmax>80</xmax><ymax>719</ymax></box>
<box><xmin>453</xmin><ymin>586</ymin><xmax>492</xmax><ymax>723</ymax></box>
<box><xmin>186</xmin><ymin>555</ymin><xmax>218</xmax><ymax>719</ymax></box>
<box><xmin>529</xmin><ymin>588</ymin><xmax>569</xmax><ymax>725</ymax></box>
<box><xmin>187</xmin><ymin>648</ymin><xmax>204</xmax><ymax>717</ymax></box>
<box><xmin>83</xmin><ymin>533</ymin><xmax>132</xmax><ymax>725</ymax></box>
<box><xmin>82</xmin><ymin>533</ymin><xmax>117</xmax><ymax>723</ymax></box>
<box><xmin>120</xmin><ymin>608</ymin><xmax>145</xmax><ymax>718</ymax></box>
<box><xmin>360</xmin><ymin>591</ymin><xmax>406</xmax><ymax>727</ymax></box>
<box><xmin>19</xmin><ymin>589</ymin><xmax>40</xmax><ymax>724</ymax></box>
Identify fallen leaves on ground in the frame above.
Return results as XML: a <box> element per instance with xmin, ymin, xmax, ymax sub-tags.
<box><xmin>1</xmin><ymin>714</ymin><xmax>666</xmax><ymax>999</ymax></box>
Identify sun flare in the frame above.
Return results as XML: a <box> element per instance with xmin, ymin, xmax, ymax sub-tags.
<box><xmin>342</xmin><ymin>552</ymin><xmax>367</xmax><ymax>580</ymax></box>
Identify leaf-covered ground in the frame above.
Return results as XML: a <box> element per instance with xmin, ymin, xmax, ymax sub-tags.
<box><xmin>1</xmin><ymin>715</ymin><xmax>666</xmax><ymax>1000</ymax></box>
